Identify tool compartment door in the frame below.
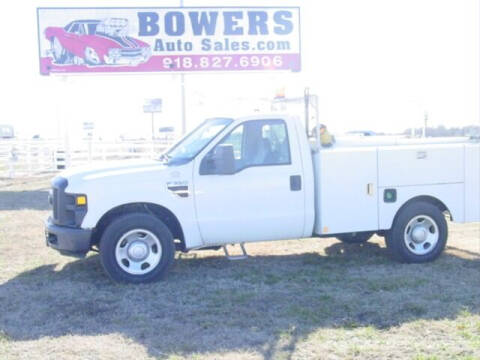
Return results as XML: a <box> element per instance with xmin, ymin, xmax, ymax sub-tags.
<box><xmin>315</xmin><ymin>147</ymin><xmax>378</xmax><ymax>235</ymax></box>
<box><xmin>377</xmin><ymin>144</ymin><xmax>464</xmax><ymax>187</ymax></box>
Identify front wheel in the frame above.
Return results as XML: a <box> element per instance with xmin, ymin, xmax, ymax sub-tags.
<box><xmin>386</xmin><ymin>201</ymin><xmax>447</xmax><ymax>263</ymax></box>
<box><xmin>50</xmin><ymin>37</ymin><xmax>68</xmax><ymax>64</ymax></box>
<box><xmin>100</xmin><ymin>213</ymin><xmax>175</xmax><ymax>283</ymax></box>
<box><xmin>84</xmin><ymin>47</ymin><xmax>102</xmax><ymax>65</ymax></box>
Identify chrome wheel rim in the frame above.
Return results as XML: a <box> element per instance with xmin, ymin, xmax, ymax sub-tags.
<box><xmin>404</xmin><ymin>215</ymin><xmax>439</xmax><ymax>255</ymax></box>
<box><xmin>115</xmin><ymin>229</ymin><xmax>162</xmax><ymax>275</ymax></box>
<box><xmin>85</xmin><ymin>47</ymin><xmax>100</xmax><ymax>64</ymax></box>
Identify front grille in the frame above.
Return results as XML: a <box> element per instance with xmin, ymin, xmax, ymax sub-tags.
<box><xmin>51</xmin><ymin>176</ymin><xmax>70</xmax><ymax>226</ymax></box>
<box><xmin>50</xmin><ymin>176</ymin><xmax>87</xmax><ymax>227</ymax></box>
<box><xmin>52</xmin><ymin>188</ymin><xmax>58</xmax><ymax>220</ymax></box>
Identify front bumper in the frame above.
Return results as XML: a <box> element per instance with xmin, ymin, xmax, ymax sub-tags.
<box><xmin>104</xmin><ymin>54</ymin><xmax>149</xmax><ymax>66</ymax></box>
<box><xmin>45</xmin><ymin>217</ymin><xmax>92</xmax><ymax>258</ymax></box>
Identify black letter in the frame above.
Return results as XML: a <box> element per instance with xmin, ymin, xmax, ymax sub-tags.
<box><xmin>189</xmin><ymin>11</ymin><xmax>218</xmax><ymax>35</ymax></box>
<box><xmin>138</xmin><ymin>12</ymin><xmax>160</xmax><ymax>36</ymax></box>
<box><xmin>273</xmin><ymin>11</ymin><xmax>293</xmax><ymax>35</ymax></box>
<box><xmin>248</xmin><ymin>11</ymin><xmax>268</xmax><ymax>35</ymax></box>
<box><xmin>223</xmin><ymin>11</ymin><xmax>243</xmax><ymax>35</ymax></box>
<box><xmin>201</xmin><ymin>38</ymin><xmax>211</xmax><ymax>51</ymax></box>
<box><xmin>154</xmin><ymin>39</ymin><xmax>165</xmax><ymax>51</ymax></box>
<box><xmin>165</xmin><ymin>11</ymin><xmax>185</xmax><ymax>36</ymax></box>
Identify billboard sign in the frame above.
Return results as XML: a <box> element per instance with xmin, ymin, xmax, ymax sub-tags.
<box><xmin>37</xmin><ymin>7</ymin><xmax>301</xmax><ymax>75</ymax></box>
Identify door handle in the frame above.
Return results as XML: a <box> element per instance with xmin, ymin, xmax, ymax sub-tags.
<box><xmin>290</xmin><ymin>175</ymin><xmax>302</xmax><ymax>191</ymax></box>
<box><xmin>367</xmin><ymin>183</ymin><xmax>374</xmax><ymax>196</ymax></box>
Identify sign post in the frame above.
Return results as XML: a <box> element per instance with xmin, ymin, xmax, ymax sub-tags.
<box><xmin>180</xmin><ymin>0</ymin><xmax>186</xmax><ymax>135</ymax></box>
<box><xmin>83</xmin><ymin>121</ymin><xmax>95</xmax><ymax>163</ymax></box>
<box><xmin>143</xmin><ymin>98</ymin><xmax>163</xmax><ymax>156</ymax></box>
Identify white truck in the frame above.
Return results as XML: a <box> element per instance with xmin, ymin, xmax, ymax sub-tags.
<box><xmin>45</xmin><ymin>115</ymin><xmax>480</xmax><ymax>283</ymax></box>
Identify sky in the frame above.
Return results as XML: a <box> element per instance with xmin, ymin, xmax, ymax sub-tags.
<box><xmin>0</xmin><ymin>0</ymin><xmax>478</xmax><ymax>141</ymax></box>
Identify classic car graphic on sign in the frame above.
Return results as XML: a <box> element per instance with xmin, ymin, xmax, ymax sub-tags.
<box><xmin>44</xmin><ymin>18</ymin><xmax>152</xmax><ymax>66</ymax></box>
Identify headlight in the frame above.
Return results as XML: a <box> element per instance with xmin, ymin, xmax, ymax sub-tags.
<box><xmin>108</xmin><ymin>48</ymin><xmax>122</xmax><ymax>59</ymax></box>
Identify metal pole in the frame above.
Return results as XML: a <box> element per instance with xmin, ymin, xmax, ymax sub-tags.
<box><xmin>180</xmin><ymin>0</ymin><xmax>186</xmax><ymax>135</ymax></box>
<box><xmin>151</xmin><ymin>112</ymin><xmax>155</xmax><ymax>141</ymax></box>
<box><xmin>88</xmin><ymin>137</ymin><xmax>92</xmax><ymax>163</ymax></box>
<box><xmin>181</xmin><ymin>75</ymin><xmax>186</xmax><ymax>135</ymax></box>
<box><xmin>423</xmin><ymin>111</ymin><xmax>428</xmax><ymax>138</ymax></box>
<box><xmin>304</xmin><ymin>87</ymin><xmax>310</xmax><ymax>137</ymax></box>
<box><xmin>60</xmin><ymin>76</ymin><xmax>71</xmax><ymax>168</ymax></box>
<box><xmin>312</xmin><ymin>95</ymin><xmax>321</xmax><ymax>150</ymax></box>
<box><xmin>151</xmin><ymin>112</ymin><xmax>155</xmax><ymax>156</ymax></box>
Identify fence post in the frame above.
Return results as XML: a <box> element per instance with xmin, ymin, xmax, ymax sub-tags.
<box><xmin>26</xmin><ymin>142</ymin><xmax>33</xmax><ymax>176</ymax></box>
<box><xmin>102</xmin><ymin>143</ymin><xmax>106</xmax><ymax>161</ymax></box>
<box><xmin>8</xmin><ymin>146</ymin><xmax>17</xmax><ymax>178</ymax></box>
<box><xmin>88</xmin><ymin>139</ymin><xmax>92</xmax><ymax>164</ymax></box>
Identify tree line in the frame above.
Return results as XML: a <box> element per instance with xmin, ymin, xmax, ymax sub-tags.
<box><xmin>403</xmin><ymin>125</ymin><xmax>480</xmax><ymax>137</ymax></box>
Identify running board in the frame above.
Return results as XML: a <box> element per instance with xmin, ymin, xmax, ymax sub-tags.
<box><xmin>223</xmin><ymin>243</ymin><xmax>248</xmax><ymax>260</ymax></box>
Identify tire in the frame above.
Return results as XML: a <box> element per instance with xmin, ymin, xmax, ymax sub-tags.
<box><xmin>99</xmin><ymin>213</ymin><xmax>175</xmax><ymax>283</ymax></box>
<box><xmin>386</xmin><ymin>201</ymin><xmax>447</xmax><ymax>263</ymax></box>
<box><xmin>336</xmin><ymin>231</ymin><xmax>374</xmax><ymax>244</ymax></box>
<box><xmin>84</xmin><ymin>47</ymin><xmax>102</xmax><ymax>65</ymax></box>
<box><xmin>50</xmin><ymin>37</ymin><xmax>68</xmax><ymax>64</ymax></box>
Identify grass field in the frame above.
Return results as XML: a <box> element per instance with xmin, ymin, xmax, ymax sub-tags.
<box><xmin>0</xmin><ymin>176</ymin><xmax>479</xmax><ymax>360</ymax></box>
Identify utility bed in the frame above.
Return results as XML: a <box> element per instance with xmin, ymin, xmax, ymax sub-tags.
<box><xmin>311</xmin><ymin>137</ymin><xmax>480</xmax><ymax>235</ymax></box>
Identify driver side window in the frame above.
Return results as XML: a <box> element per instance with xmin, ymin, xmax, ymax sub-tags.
<box><xmin>205</xmin><ymin>119</ymin><xmax>291</xmax><ymax>174</ymax></box>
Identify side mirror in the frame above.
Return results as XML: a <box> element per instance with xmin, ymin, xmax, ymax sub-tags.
<box><xmin>200</xmin><ymin>144</ymin><xmax>235</xmax><ymax>175</ymax></box>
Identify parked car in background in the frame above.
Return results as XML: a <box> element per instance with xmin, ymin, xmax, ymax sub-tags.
<box><xmin>0</xmin><ymin>125</ymin><xmax>14</xmax><ymax>139</ymax></box>
<box><xmin>346</xmin><ymin>130</ymin><xmax>377</xmax><ymax>136</ymax></box>
<box><xmin>44</xmin><ymin>18</ymin><xmax>151</xmax><ymax>66</ymax></box>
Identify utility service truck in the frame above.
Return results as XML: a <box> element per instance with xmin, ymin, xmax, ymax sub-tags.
<box><xmin>45</xmin><ymin>115</ymin><xmax>480</xmax><ymax>283</ymax></box>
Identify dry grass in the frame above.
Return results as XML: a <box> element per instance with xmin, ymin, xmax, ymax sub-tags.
<box><xmin>0</xmin><ymin>176</ymin><xmax>479</xmax><ymax>360</ymax></box>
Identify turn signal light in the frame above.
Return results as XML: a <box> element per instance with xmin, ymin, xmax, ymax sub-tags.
<box><xmin>76</xmin><ymin>195</ymin><xmax>87</xmax><ymax>206</ymax></box>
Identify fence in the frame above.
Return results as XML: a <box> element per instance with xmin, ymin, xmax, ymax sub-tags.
<box><xmin>0</xmin><ymin>139</ymin><xmax>175</xmax><ymax>178</ymax></box>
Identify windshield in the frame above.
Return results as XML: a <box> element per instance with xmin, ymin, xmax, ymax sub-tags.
<box><xmin>162</xmin><ymin>118</ymin><xmax>233</xmax><ymax>165</ymax></box>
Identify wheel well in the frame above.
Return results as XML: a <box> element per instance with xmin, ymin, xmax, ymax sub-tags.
<box><xmin>91</xmin><ymin>203</ymin><xmax>185</xmax><ymax>251</ymax></box>
<box><xmin>395</xmin><ymin>195</ymin><xmax>452</xmax><ymax>223</ymax></box>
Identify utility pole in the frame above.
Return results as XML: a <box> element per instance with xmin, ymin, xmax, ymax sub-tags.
<box><xmin>143</xmin><ymin>99</ymin><xmax>162</xmax><ymax>157</ymax></box>
<box><xmin>180</xmin><ymin>0</ymin><xmax>186</xmax><ymax>135</ymax></box>
<box><xmin>151</xmin><ymin>112</ymin><xmax>155</xmax><ymax>141</ymax></box>
<box><xmin>423</xmin><ymin>111</ymin><xmax>428</xmax><ymax>138</ymax></box>
<box><xmin>304</xmin><ymin>87</ymin><xmax>310</xmax><ymax>136</ymax></box>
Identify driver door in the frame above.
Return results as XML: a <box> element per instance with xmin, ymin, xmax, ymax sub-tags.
<box><xmin>193</xmin><ymin>119</ymin><xmax>305</xmax><ymax>245</ymax></box>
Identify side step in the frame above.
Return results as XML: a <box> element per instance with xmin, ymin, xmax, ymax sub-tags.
<box><xmin>223</xmin><ymin>243</ymin><xmax>248</xmax><ymax>260</ymax></box>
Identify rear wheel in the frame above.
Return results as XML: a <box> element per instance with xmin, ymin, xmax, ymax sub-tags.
<box><xmin>386</xmin><ymin>201</ymin><xmax>447</xmax><ymax>263</ymax></box>
<box><xmin>100</xmin><ymin>213</ymin><xmax>175</xmax><ymax>283</ymax></box>
<box><xmin>336</xmin><ymin>231</ymin><xmax>374</xmax><ymax>244</ymax></box>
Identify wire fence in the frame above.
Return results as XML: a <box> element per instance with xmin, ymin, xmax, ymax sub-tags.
<box><xmin>0</xmin><ymin>139</ymin><xmax>174</xmax><ymax>178</ymax></box>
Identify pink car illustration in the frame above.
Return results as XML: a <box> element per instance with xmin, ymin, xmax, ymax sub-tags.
<box><xmin>44</xmin><ymin>18</ymin><xmax>151</xmax><ymax>66</ymax></box>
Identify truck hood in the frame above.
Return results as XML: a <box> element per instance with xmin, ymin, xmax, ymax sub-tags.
<box><xmin>58</xmin><ymin>158</ymin><xmax>195</xmax><ymax>231</ymax></box>
<box><xmin>59</xmin><ymin>159</ymin><xmax>168</xmax><ymax>187</ymax></box>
